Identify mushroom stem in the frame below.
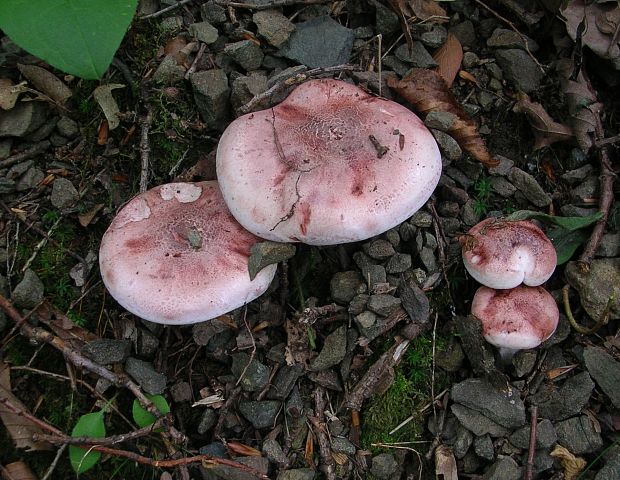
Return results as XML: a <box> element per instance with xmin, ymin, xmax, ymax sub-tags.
<box><xmin>497</xmin><ymin>347</ymin><xmax>519</xmax><ymax>363</ymax></box>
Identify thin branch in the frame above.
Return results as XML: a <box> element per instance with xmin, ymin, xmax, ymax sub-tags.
<box><xmin>525</xmin><ymin>405</ymin><xmax>538</xmax><ymax>480</ymax></box>
<box><xmin>0</xmin><ymin>141</ymin><xmax>50</xmax><ymax>169</ymax></box>
<box><xmin>139</xmin><ymin>0</ymin><xmax>194</xmax><ymax>19</ymax></box>
<box><xmin>562</xmin><ymin>284</ymin><xmax>612</xmax><ymax>334</ymax></box>
<box><xmin>215</xmin><ymin>0</ymin><xmax>331</xmax><ymax>9</ymax></box>
<box><xmin>139</xmin><ymin>108</ymin><xmax>154</xmax><ymax>193</ymax></box>
<box><xmin>310</xmin><ymin>387</ymin><xmax>336</xmax><ymax>480</ymax></box>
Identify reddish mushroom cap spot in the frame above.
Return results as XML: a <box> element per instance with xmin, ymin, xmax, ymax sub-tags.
<box><xmin>216</xmin><ymin>79</ymin><xmax>442</xmax><ymax>245</ymax></box>
<box><xmin>461</xmin><ymin>218</ymin><xmax>557</xmax><ymax>289</ymax></box>
<box><xmin>472</xmin><ymin>285</ymin><xmax>559</xmax><ymax>351</ymax></box>
<box><xmin>99</xmin><ymin>181</ymin><xmax>277</xmax><ymax>325</ymax></box>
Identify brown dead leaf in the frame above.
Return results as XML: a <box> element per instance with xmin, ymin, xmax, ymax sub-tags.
<box><xmin>97</xmin><ymin>119</ymin><xmax>109</xmax><ymax>145</ymax></box>
<box><xmin>226</xmin><ymin>441</ymin><xmax>262</xmax><ymax>457</ymax></box>
<box><xmin>545</xmin><ymin>364</ymin><xmax>578</xmax><ymax>380</ymax></box>
<box><xmin>387</xmin><ymin>69</ymin><xmax>498</xmax><ymax>167</ymax></box>
<box><xmin>304</xmin><ymin>428</ymin><xmax>315</xmax><ymax>467</ymax></box>
<box><xmin>164</xmin><ymin>36</ymin><xmax>188</xmax><ymax>59</ymax></box>
<box><xmin>78</xmin><ymin>204</ymin><xmax>104</xmax><ymax>227</ymax></box>
<box><xmin>434</xmin><ymin>445</ymin><xmax>458</xmax><ymax>480</ymax></box>
<box><xmin>433</xmin><ymin>33</ymin><xmax>463</xmax><ymax>88</ymax></box>
<box><xmin>513</xmin><ymin>92</ymin><xmax>574</xmax><ymax>150</ymax></box>
<box><xmin>1</xmin><ymin>461</ymin><xmax>39</xmax><ymax>480</ymax></box>
<box><xmin>17</xmin><ymin>64</ymin><xmax>72</xmax><ymax>105</ymax></box>
<box><xmin>0</xmin><ymin>79</ymin><xmax>27</xmax><ymax>110</ymax></box>
<box><xmin>0</xmin><ymin>363</ymin><xmax>52</xmax><ymax>452</ymax></box>
<box><xmin>458</xmin><ymin>70</ymin><xmax>480</xmax><ymax>87</ymax></box>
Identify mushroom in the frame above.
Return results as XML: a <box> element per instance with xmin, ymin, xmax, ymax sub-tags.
<box><xmin>216</xmin><ymin>78</ymin><xmax>442</xmax><ymax>245</ymax></box>
<box><xmin>471</xmin><ymin>285</ymin><xmax>559</xmax><ymax>361</ymax></box>
<box><xmin>460</xmin><ymin>217</ymin><xmax>557</xmax><ymax>290</ymax></box>
<box><xmin>99</xmin><ymin>181</ymin><xmax>277</xmax><ymax>325</ymax></box>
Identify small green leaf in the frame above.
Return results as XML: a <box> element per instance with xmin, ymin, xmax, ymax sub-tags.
<box><xmin>547</xmin><ymin>227</ymin><xmax>590</xmax><ymax>265</ymax></box>
<box><xmin>132</xmin><ymin>394</ymin><xmax>170</xmax><ymax>428</ymax></box>
<box><xmin>0</xmin><ymin>1</ymin><xmax>138</xmax><ymax>79</ymax></box>
<box><xmin>505</xmin><ymin>210</ymin><xmax>603</xmax><ymax>231</ymax></box>
<box><xmin>69</xmin><ymin>410</ymin><xmax>106</xmax><ymax>474</ymax></box>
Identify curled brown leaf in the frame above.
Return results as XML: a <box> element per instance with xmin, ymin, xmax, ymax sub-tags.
<box><xmin>433</xmin><ymin>33</ymin><xmax>463</xmax><ymax>88</ymax></box>
<box><xmin>513</xmin><ymin>92</ymin><xmax>574</xmax><ymax>150</ymax></box>
<box><xmin>387</xmin><ymin>69</ymin><xmax>498</xmax><ymax>167</ymax></box>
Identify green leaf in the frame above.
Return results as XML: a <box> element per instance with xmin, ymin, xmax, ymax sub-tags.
<box><xmin>132</xmin><ymin>394</ymin><xmax>170</xmax><ymax>428</ymax></box>
<box><xmin>505</xmin><ymin>210</ymin><xmax>603</xmax><ymax>231</ymax></box>
<box><xmin>0</xmin><ymin>1</ymin><xmax>138</xmax><ymax>79</ymax></box>
<box><xmin>69</xmin><ymin>410</ymin><xmax>106</xmax><ymax>474</ymax></box>
<box><xmin>547</xmin><ymin>227</ymin><xmax>590</xmax><ymax>265</ymax></box>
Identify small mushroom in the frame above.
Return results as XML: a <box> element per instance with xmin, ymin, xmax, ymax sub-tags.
<box><xmin>471</xmin><ymin>285</ymin><xmax>559</xmax><ymax>361</ymax></box>
<box><xmin>216</xmin><ymin>78</ymin><xmax>442</xmax><ymax>245</ymax></box>
<box><xmin>460</xmin><ymin>217</ymin><xmax>557</xmax><ymax>289</ymax></box>
<box><xmin>99</xmin><ymin>181</ymin><xmax>277</xmax><ymax>325</ymax></box>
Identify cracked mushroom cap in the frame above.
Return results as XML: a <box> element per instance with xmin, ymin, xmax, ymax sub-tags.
<box><xmin>472</xmin><ymin>285</ymin><xmax>559</xmax><ymax>357</ymax></box>
<box><xmin>99</xmin><ymin>181</ymin><xmax>277</xmax><ymax>325</ymax></box>
<box><xmin>461</xmin><ymin>218</ymin><xmax>557</xmax><ymax>289</ymax></box>
<box><xmin>216</xmin><ymin>79</ymin><xmax>442</xmax><ymax>245</ymax></box>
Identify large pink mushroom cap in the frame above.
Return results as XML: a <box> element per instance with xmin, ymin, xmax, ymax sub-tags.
<box><xmin>472</xmin><ymin>285</ymin><xmax>559</xmax><ymax>360</ymax></box>
<box><xmin>461</xmin><ymin>218</ymin><xmax>557</xmax><ymax>289</ymax></box>
<box><xmin>99</xmin><ymin>181</ymin><xmax>277</xmax><ymax>325</ymax></box>
<box><xmin>216</xmin><ymin>79</ymin><xmax>442</xmax><ymax>245</ymax></box>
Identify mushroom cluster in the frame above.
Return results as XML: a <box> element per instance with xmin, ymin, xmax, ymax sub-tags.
<box><xmin>461</xmin><ymin>217</ymin><xmax>560</xmax><ymax>360</ymax></box>
<box><xmin>100</xmin><ymin>79</ymin><xmax>442</xmax><ymax>325</ymax></box>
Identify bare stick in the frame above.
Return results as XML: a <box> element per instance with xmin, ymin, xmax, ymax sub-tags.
<box><xmin>139</xmin><ymin>108</ymin><xmax>153</xmax><ymax>193</ymax></box>
<box><xmin>41</xmin><ymin>444</ymin><xmax>67</xmax><ymax>480</ymax></box>
<box><xmin>216</xmin><ymin>0</ymin><xmax>331</xmax><ymax>9</ymax></box>
<box><xmin>310</xmin><ymin>387</ymin><xmax>336</xmax><ymax>480</ymax></box>
<box><xmin>235</xmin><ymin>307</ymin><xmax>256</xmax><ymax>387</ymax></box>
<box><xmin>562</xmin><ymin>284</ymin><xmax>612</xmax><ymax>334</ymax></box>
<box><xmin>0</xmin><ymin>141</ymin><xmax>50</xmax><ymax>169</ymax></box>
<box><xmin>525</xmin><ymin>405</ymin><xmax>538</xmax><ymax>480</ymax></box>
<box><xmin>139</xmin><ymin>0</ymin><xmax>194</xmax><ymax>19</ymax></box>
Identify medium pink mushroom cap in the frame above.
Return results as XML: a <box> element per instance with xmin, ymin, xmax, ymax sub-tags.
<box><xmin>461</xmin><ymin>218</ymin><xmax>557</xmax><ymax>289</ymax></box>
<box><xmin>472</xmin><ymin>285</ymin><xmax>559</xmax><ymax>354</ymax></box>
<box><xmin>216</xmin><ymin>79</ymin><xmax>442</xmax><ymax>245</ymax></box>
<box><xmin>99</xmin><ymin>181</ymin><xmax>277</xmax><ymax>325</ymax></box>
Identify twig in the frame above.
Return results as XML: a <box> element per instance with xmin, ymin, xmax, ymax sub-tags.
<box><xmin>215</xmin><ymin>0</ymin><xmax>331</xmax><ymax>9</ymax></box>
<box><xmin>139</xmin><ymin>0</ymin><xmax>194</xmax><ymax>19</ymax></box>
<box><xmin>0</xmin><ymin>141</ymin><xmax>50</xmax><ymax>169</ymax></box>
<box><xmin>297</xmin><ymin>303</ymin><xmax>345</xmax><ymax>325</ymax></box>
<box><xmin>21</xmin><ymin>215</ymin><xmax>62</xmax><ymax>273</ymax></box>
<box><xmin>562</xmin><ymin>284</ymin><xmax>612</xmax><ymax>334</ymax></box>
<box><xmin>41</xmin><ymin>444</ymin><xmax>67</xmax><ymax>480</ymax></box>
<box><xmin>185</xmin><ymin>43</ymin><xmax>208</xmax><ymax>80</ymax></box>
<box><xmin>595</xmin><ymin>133</ymin><xmax>620</xmax><ymax>147</ymax></box>
<box><xmin>139</xmin><ymin>108</ymin><xmax>153</xmax><ymax>193</ymax></box>
<box><xmin>237</xmin><ymin>64</ymin><xmax>360</xmax><ymax>115</ymax></box>
<box><xmin>235</xmin><ymin>307</ymin><xmax>256</xmax><ymax>387</ymax></box>
<box><xmin>310</xmin><ymin>387</ymin><xmax>336</xmax><ymax>480</ymax></box>
<box><xmin>525</xmin><ymin>405</ymin><xmax>538</xmax><ymax>480</ymax></box>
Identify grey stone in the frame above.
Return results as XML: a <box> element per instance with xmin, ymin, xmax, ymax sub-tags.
<box><xmin>211</xmin><ymin>456</ymin><xmax>269</xmax><ymax>480</ymax></box>
<box><xmin>512</xmin><ymin>350</ymin><xmax>537</xmax><ymax>377</ymax></box>
<box><xmin>451</xmin><ymin>379</ymin><xmax>526</xmax><ymax>428</ymax></box>
<box><xmin>238</xmin><ymin>400</ymin><xmax>280</xmax><ymax>429</ymax></box>
<box><xmin>495</xmin><ymin>49</ymin><xmax>544</xmax><ymax>93</ymax></box>
<box><xmin>253</xmin><ymin>10</ymin><xmax>295</xmax><ymax>48</ymax></box>
<box><xmin>15</xmin><ymin>166</ymin><xmax>44</xmax><ymax>192</ymax></box>
<box><xmin>0</xmin><ymin>101</ymin><xmax>47</xmax><ymax>137</ymax></box>
<box><xmin>50</xmin><ymin>178</ymin><xmax>79</xmax><ymax>209</ymax></box>
<box><xmin>267</xmin><ymin>363</ymin><xmax>304</xmax><ymax>400</ymax></box>
<box><xmin>330</xmin><ymin>271</ymin><xmax>364</xmax><ymax>304</ymax></box>
<box><xmin>508</xmin><ymin>167</ymin><xmax>551</xmax><ymax>206</ymax></box>
<box><xmin>170</xmin><ymin>381</ymin><xmax>192</xmax><ymax>403</ymax></box>
<box><xmin>11</xmin><ymin>269</ymin><xmax>44</xmax><ymax>309</ymax></box>
<box><xmin>425</xmin><ymin>111</ymin><xmax>457</xmax><ymax>131</ymax></box>
<box><xmin>509</xmin><ymin>419</ymin><xmax>557</xmax><ymax>449</ymax></box>
<box><xmin>596</xmin><ymin>233</ymin><xmax>620</xmax><ymax>257</ymax></box>
<box><xmin>561</xmin><ymin>164</ymin><xmax>593</xmax><ymax>185</ymax></box>
<box><xmin>382</xmin><ymin>55</ymin><xmax>410</xmax><ymax>76</ymax></box>
<box><xmin>594</xmin><ymin>446</ymin><xmax>620</xmax><ymax>480</ymax></box>
<box><xmin>280</xmin><ymin>16</ymin><xmax>354</xmax><ymax>68</ymax></box>
<box><xmin>355</xmin><ymin>310</ymin><xmax>377</xmax><ymax>330</ymax></box>
<box><xmin>370</xmin><ymin>453</ymin><xmax>399</xmax><ymax>479</ymax></box>
<box><xmin>201</xmin><ymin>1</ymin><xmax>227</xmax><ymax>25</ymax></box>
<box><xmin>192</xmin><ymin>317</ymin><xmax>229</xmax><ymax>346</ymax></box>
<box><xmin>454</xmin><ymin>424</ymin><xmax>474</xmax><ymax>458</ymax></box>
<box><xmin>276</xmin><ymin>469</ymin><xmax>315</xmax><ymax>480</ymax></box>
<box><xmin>49</xmin><ymin>133</ymin><xmax>69</xmax><ymax>147</ymax></box>
<box><xmin>555</xmin><ymin>415</ymin><xmax>604</xmax><ymax>454</ymax></box>
<box><xmin>532</xmin><ymin>372</ymin><xmax>594</xmax><ymax>421</ymax></box>
<box><xmin>419</xmin><ymin>25</ymin><xmax>447</xmax><ymax>48</ymax></box>
<box><xmin>477</xmin><ymin>91</ymin><xmax>495</xmax><ymax>111</ymax></box>
<box><xmin>445</xmin><ymin>166</ymin><xmax>474</xmax><ymax>189</ymax></box>
<box><xmin>451</xmin><ymin>403</ymin><xmax>509</xmax><ymax>437</ymax></box>
<box><xmin>348</xmin><ymin>294</ymin><xmax>369</xmax><ymax>315</ymax></box>
<box><xmin>560</xmin><ymin>204</ymin><xmax>598</xmax><ymax>217</ymax></box>
<box><xmin>583</xmin><ymin>346</ymin><xmax>620</xmax><ymax>409</ymax></box>
<box><xmin>224</xmin><ymin>40</ymin><xmax>264</xmax><ymax>71</ymax></box>
<box><xmin>189</xmin><ymin>21</ymin><xmax>219</xmax><ymax>44</ymax></box>
<box><xmin>482</xmin><ymin>456</ymin><xmax>522</xmax><ymax>480</ymax></box>
<box><xmin>82</xmin><ymin>339</ymin><xmax>131</xmax><ymax>364</ymax></box>
<box><xmin>385</xmin><ymin>228</ymin><xmax>400</xmax><ymax>247</ymax></box>
<box><xmin>199</xmin><ymin>441</ymin><xmax>227</xmax><ymax>457</ymax></box>
<box><xmin>438</xmin><ymin>185</ymin><xmax>469</xmax><ymax>205</ymax></box>
<box><xmin>435</xmin><ymin>340</ymin><xmax>465</xmax><ymax>372</ymax></box>
<box><xmin>248</xmin><ymin>240</ymin><xmax>294</xmax><ymax>280</ymax></box>
<box><xmin>441</xmin><ymin>217</ymin><xmax>461</xmax><ymax>236</ymax></box>
<box><xmin>373</xmin><ymin>0</ymin><xmax>400</xmax><ymax>35</ymax></box>
<box><xmin>363</xmin><ymin>239</ymin><xmax>395</xmax><ymax>260</ymax></box>
<box><xmin>231</xmin><ymin>352</ymin><xmax>269</xmax><ymax>391</ymax></box>
<box><xmin>419</xmin><ymin>246</ymin><xmax>437</xmax><ymax>272</ymax></box>
<box><xmin>56</xmin><ymin>116</ymin><xmax>79</xmax><ymax>138</ymax></box>
<box><xmin>309</xmin><ymin>325</ymin><xmax>347</xmax><ymax>371</ymax></box>
<box><xmin>153</xmin><ymin>55</ymin><xmax>186</xmax><ymax>85</ymax></box>
<box><xmin>409</xmin><ymin>210</ymin><xmax>433</xmax><ymax>228</ymax></box>
<box><xmin>137</xmin><ymin>327</ymin><xmax>159</xmax><ymax>358</ymax></box>
<box><xmin>191</xmin><ymin>69</ymin><xmax>230</xmax><ymax>130</ymax></box>
<box><xmin>489</xmin><ymin>176</ymin><xmax>517</xmax><ymax>197</ymax></box>
<box><xmin>125</xmin><ymin>357</ymin><xmax>166</xmax><ymax>394</ymax></box>
<box><xmin>487</xmin><ymin>28</ymin><xmax>538</xmax><ymax>51</ymax></box>
<box><xmin>332</xmin><ymin>436</ymin><xmax>356</xmax><ymax>455</ymax></box>
<box><xmin>474</xmin><ymin>434</ymin><xmax>494</xmax><ymax>460</ymax></box>
<box><xmin>395</xmin><ymin>42</ymin><xmax>437</xmax><ymax>68</ymax></box>
<box><xmin>463</xmin><ymin>51</ymin><xmax>480</xmax><ymax>68</ymax></box>
<box><xmin>0</xmin><ymin>178</ymin><xmax>16</xmax><ymax>194</ymax></box>
<box><xmin>461</xmin><ymin>200</ymin><xmax>482</xmax><ymax>226</ymax></box>
<box><xmin>437</xmin><ymin>201</ymin><xmax>460</xmax><ymax>218</ymax></box>
<box><xmin>367</xmin><ymin>294</ymin><xmax>401</xmax><ymax>316</ymax></box>
<box><xmin>432</xmin><ymin>129</ymin><xmax>462</xmax><ymax>161</ymax></box>
<box><xmin>450</xmin><ymin>21</ymin><xmax>476</xmax><ymax>47</ymax></box>
<box><xmin>263</xmin><ymin>437</ymin><xmax>289</xmax><ymax>465</ymax></box>
<box><xmin>198</xmin><ymin>408</ymin><xmax>217</xmax><ymax>434</ymax></box>
<box><xmin>565</xmin><ymin>259</ymin><xmax>620</xmax><ymax>320</ymax></box>
<box><xmin>385</xmin><ymin>253</ymin><xmax>412</xmax><ymax>274</ymax></box>
<box><xmin>0</xmin><ymin>139</ymin><xmax>12</xmax><ymax>158</ymax></box>
<box><xmin>571</xmin><ymin>176</ymin><xmax>599</xmax><ymax>203</ymax></box>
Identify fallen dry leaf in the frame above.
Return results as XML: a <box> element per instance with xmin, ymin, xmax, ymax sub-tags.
<box><xmin>0</xmin><ymin>363</ymin><xmax>52</xmax><ymax>452</ymax></box>
<box><xmin>513</xmin><ymin>92</ymin><xmax>574</xmax><ymax>150</ymax></box>
<box><xmin>0</xmin><ymin>79</ymin><xmax>27</xmax><ymax>110</ymax></box>
<box><xmin>17</xmin><ymin>64</ymin><xmax>72</xmax><ymax>105</ymax></box>
<box><xmin>93</xmin><ymin>84</ymin><xmax>125</xmax><ymax>130</ymax></box>
<box><xmin>78</xmin><ymin>204</ymin><xmax>105</xmax><ymax>227</ymax></box>
<box><xmin>434</xmin><ymin>445</ymin><xmax>458</xmax><ymax>480</ymax></box>
<box><xmin>387</xmin><ymin>69</ymin><xmax>498</xmax><ymax>167</ymax></box>
<box><xmin>433</xmin><ymin>33</ymin><xmax>463</xmax><ymax>88</ymax></box>
<box><xmin>226</xmin><ymin>441</ymin><xmax>262</xmax><ymax>457</ymax></box>
<box><xmin>0</xmin><ymin>461</ymin><xmax>39</xmax><ymax>480</ymax></box>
